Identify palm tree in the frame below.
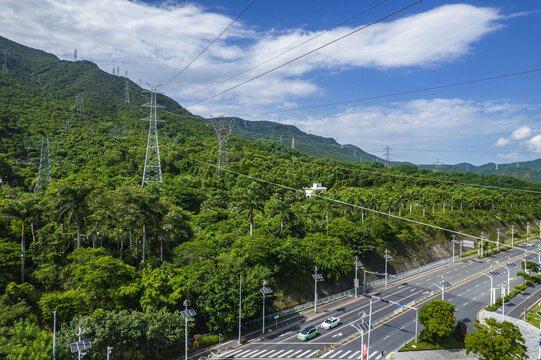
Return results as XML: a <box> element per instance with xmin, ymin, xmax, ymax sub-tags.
<box><xmin>56</xmin><ymin>184</ymin><xmax>93</xmax><ymax>249</ymax></box>
<box><xmin>2</xmin><ymin>198</ymin><xmax>38</xmax><ymax>283</ymax></box>
<box><xmin>238</xmin><ymin>190</ymin><xmax>264</xmax><ymax>236</ymax></box>
<box><xmin>269</xmin><ymin>199</ymin><xmax>292</xmax><ymax>234</ymax></box>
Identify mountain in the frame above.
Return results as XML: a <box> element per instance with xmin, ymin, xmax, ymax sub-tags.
<box><xmin>417</xmin><ymin>159</ymin><xmax>541</xmax><ymax>184</ymax></box>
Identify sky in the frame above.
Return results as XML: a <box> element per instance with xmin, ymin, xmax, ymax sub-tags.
<box><xmin>2</xmin><ymin>0</ymin><xmax>541</xmax><ymax>165</ymax></box>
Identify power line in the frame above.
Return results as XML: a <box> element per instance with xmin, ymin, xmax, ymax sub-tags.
<box><xmin>187</xmin><ymin>0</ymin><xmax>424</xmax><ymax>107</ymax></box>
<box><xmin>176</xmin><ymin>151</ymin><xmax>541</xmax><ymax>255</ymax></box>
<box><xmin>250</xmin><ymin>67</ymin><xmax>541</xmax><ymax>115</ymax></box>
<box><xmin>162</xmin><ymin>0</ymin><xmax>257</xmax><ymax>89</ymax></box>
<box><xmin>194</xmin><ymin>0</ymin><xmax>389</xmax><ymax>95</ymax></box>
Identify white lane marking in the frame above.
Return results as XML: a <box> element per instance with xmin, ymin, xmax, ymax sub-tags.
<box><xmin>320</xmin><ymin>349</ymin><xmax>336</xmax><ymax>358</ymax></box>
<box><xmin>280</xmin><ymin>350</ymin><xmax>294</xmax><ymax>357</ymax></box>
<box><xmin>240</xmin><ymin>350</ymin><xmax>259</xmax><ymax>357</ymax></box>
<box><xmin>383</xmin><ymin>335</ymin><xmax>390</xmax><ymax>340</ymax></box>
<box><xmin>410</xmin><ymin>288</ymin><xmax>415</xmax><ymax>292</ymax></box>
<box><xmin>297</xmin><ymin>350</ymin><xmax>312</xmax><ymax>358</ymax></box>
<box><xmin>287</xmin><ymin>350</ymin><xmax>303</xmax><ymax>358</ymax></box>
<box><xmin>262</xmin><ymin>350</ymin><xmax>278</xmax><ymax>357</ymax></box>
<box><xmin>376</xmin><ymin>355</ymin><xmax>382</xmax><ymax>360</ymax></box>
<box><xmin>270</xmin><ymin>350</ymin><xmax>285</xmax><ymax>357</ymax></box>
<box><xmin>348</xmin><ymin>350</ymin><xmax>360</xmax><ymax>358</ymax></box>
<box><xmin>339</xmin><ymin>350</ymin><xmax>352</xmax><ymax>358</ymax></box>
<box><xmin>464</xmin><ymin>302</ymin><xmax>468</xmax><ymax>306</ymax></box>
<box><xmin>249</xmin><ymin>350</ymin><xmax>267</xmax><ymax>357</ymax></box>
<box><xmin>369</xmin><ymin>351</ymin><xmax>378</xmax><ymax>359</ymax></box>
<box><xmin>232</xmin><ymin>349</ymin><xmax>252</xmax><ymax>357</ymax></box>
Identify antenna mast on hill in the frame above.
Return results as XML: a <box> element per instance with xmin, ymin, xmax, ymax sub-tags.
<box><xmin>141</xmin><ymin>84</ymin><xmax>165</xmax><ymax>188</ymax></box>
<box><xmin>291</xmin><ymin>137</ymin><xmax>295</xmax><ymax>149</ymax></box>
<box><xmin>211</xmin><ymin>115</ymin><xmax>232</xmax><ymax>176</ymax></box>
<box><xmin>2</xmin><ymin>50</ymin><xmax>7</xmax><ymax>74</ymax></box>
<box><xmin>383</xmin><ymin>146</ymin><xmax>392</xmax><ymax>168</ymax></box>
<box><xmin>73</xmin><ymin>49</ymin><xmax>78</xmax><ymax>61</ymax></box>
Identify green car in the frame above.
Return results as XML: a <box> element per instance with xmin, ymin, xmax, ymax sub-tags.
<box><xmin>297</xmin><ymin>326</ymin><xmax>319</xmax><ymax>341</ymax></box>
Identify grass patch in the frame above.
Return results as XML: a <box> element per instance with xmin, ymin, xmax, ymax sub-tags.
<box><xmin>400</xmin><ymin>336</ymin><xmax>464</xmax><ymax>351</ymax></box>
<box><xmin>526</xmin><ymin>306</ymin><xmax>540</xmax><ymax>329</ymax></box>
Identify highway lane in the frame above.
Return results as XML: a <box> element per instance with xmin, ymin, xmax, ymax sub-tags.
<box><xmin>215</xmin><ymin>240</ymin><xmax>539</xmax><ymax>359</ymax></box>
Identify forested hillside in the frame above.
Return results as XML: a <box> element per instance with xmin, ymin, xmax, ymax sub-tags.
<box><xmin>1</xmin><ymin>36</ymin><xmax>540</xmax><ymax>359</ymax></box>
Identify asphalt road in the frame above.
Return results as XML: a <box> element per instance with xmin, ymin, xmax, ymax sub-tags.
<box><xmin>214</xmin><ymin>240</ymin><xmax>540</xmax><ymax>360</ymax></box>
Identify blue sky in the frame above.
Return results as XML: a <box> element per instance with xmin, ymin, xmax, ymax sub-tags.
<box><xmin>2</xmin><ymin>0</ymin><xmax>541</xmax><ymax>165</ymax></box>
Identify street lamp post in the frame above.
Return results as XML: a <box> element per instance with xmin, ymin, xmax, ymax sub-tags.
<box><xmin>238</xmin><ymin>275</ymin><xmax>242</xmax><ymax>345</ymax></box>
<box><xmin>504</xmin><ymin>262</ymin><xmax>516</xmax><ymax>296</ymax></box>
<box><xmin>180</xmin><ymin>299</ymin><xmax>196</xmax><ymax>360</ymax></box>
<box><xmin>53</xmin><ymin>311</ymin><xmax>57</xmax><ymax>360</ymax></box>
<box><xmin>497</xmin><ymin>228</ymin><xmax>501</xmax><ymax>252</ymax></box>
<box><xmin>434</xmin><ymin>274</ymin><xmax>451</xmax><ymax>300</ymax></box>
<box><xmin>501</xmin><ymin>284</ymin><xmax>506</xmax><ymax>322</ymax></box>
<box><xmin>451</xmin><ymin>235</ymin><xmax>459</xmax><ymax>263</ymax></box>
<box><xmin>384</xmin><ymin>249</ymin><xmax>393</xmax><ymax>287</ymax></box>
<box><xmin>354</xmin><ymin>257</ymin><xmax>363</xmax><ymax>298</ymax></box>
<box><xmin>260</xmin><ymin>280</ymin><xmax>272</xmax><ymax>334</ymax></box>
<box><xmin>367</xmin><ymin>300</ymin><xmax>373</xmax><ymax>359</ymax></box>
<box><xmin>107</xmin><ymin>346</ymin><xmax>113</xmax><ymax>360</ymax></box>
<box><xmin>511</xmin><ymin>226</ymin><xmax>515</xmax><ymax>246</ymax></box>
<box><xmin>312</xmin><ymin>266</ymin><xmax>324</xmax><ymax>313</ymax></box>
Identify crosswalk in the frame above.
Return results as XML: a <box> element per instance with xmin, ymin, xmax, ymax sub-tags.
<box><xmin>222</xmin><ymin>348</ymin><xmax>380</xmax><ymax>359</ymax></box>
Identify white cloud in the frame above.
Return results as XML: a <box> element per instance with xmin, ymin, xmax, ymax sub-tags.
<box><xmin>511</xmin><ymin>126</ymin><xmax>532</xmax><ymax>140</ymax></box>
<box><xmin>495</xmin><ymin>137</ymin><xmax>511</xmax><ymax>146</ymax></box>
<box><xmin>0</xmin><ymin>1</ymin><xmax>505</xmax><ymax>113</ymax></box>
<box><xmin>526</xmin><ymin>135</ymin><xmax>541</xmax><ymax>153</ymax></box>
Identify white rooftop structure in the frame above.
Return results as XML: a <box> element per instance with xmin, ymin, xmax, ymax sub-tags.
<box><xmin>304</xmin><ymin>183</ymin><xmax>327</xmax><ymax>197</ymax></box>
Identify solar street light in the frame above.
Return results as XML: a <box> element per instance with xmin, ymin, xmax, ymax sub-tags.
<box><xmin>260</xmin><ymin>279</ymin><xmax>273</xmax><ymax>334</ymax></box>
<box><xmin>181</xmin><ymin>299</ymin><xmax>196</xmax><ymax>360</ymax></box>
<box><xmin>384</xmin><ymin>249</ymin><xmax>393</xmax><ymax>286</ymax></box>
<box><xmin>354</xmin><ymin>256</ymin><xmax>363</xmax><ymax>298</ymax></box>
<box><xmin>313</xmin><ymin>266</ymin><xmax>324</xmax><ymax>313</ymax></box>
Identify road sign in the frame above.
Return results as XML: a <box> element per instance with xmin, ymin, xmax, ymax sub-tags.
<box><xmin>363</xmin><ymin>343</ymin><xmax>367</xmax><ymax>358</ymax></box>
<box><xmin>461</xmin><ymin>240</ymin><xmax>475</xmax><ymax>248</ymax></box>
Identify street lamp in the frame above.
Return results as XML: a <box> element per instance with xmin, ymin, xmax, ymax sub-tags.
<box><xmin>260</xmin><ymin>280</ymin><xmax>272</xmax><ymax>334</ymax></box>
<box><xmin>485</xmin><ymin>267</ymin><xmax>501</xmax><ymax>306</ymax></box>
<box><xmin>503</xmin><ymin>262</ymin><xmax>517</xmax><ymax>296</ymax></box>
<box><xmin>180</xmin><ymin>299</ymin><xmax>196</xmax><ymax>360</ymax></box>
<box><xmin>312</xmin><ymin>266</ymin><xmax>324</xmax><ymax>313</ymax></box>
<box><xmin>501</xmin><ymin>283</ymin><xmax>506</xmax><ymax>322</ymax></box>
<box><xmin>511</xmin><ymin>225</ymin><xmax>515</xmax><ymax>246</ymax></box>
<box><xmin>238</xmin><ymin>275</ymin><xmax>242</xmax><ymax>345</ymax></box>
<box><xmin>497</xmin><ymin>228</ymin><xmax>501</xmax><ymax>252</ymax></box>
<box><xmin>107</xmin><ymin>346</ymin><xmax>113</xmax><ymax>360</ymax></box>
<box><xmin>522</xmin><ymin>256</ymin><xmax>533</xmax><ymax>276</ymax></box>
<box><xmin>53</xmin><ymin>311</ymin><xmax>57</xmax><ymax>360</ymax></box>
<box><xmin>451</xmin><ymin>235</ymin><xmax>459</xmax><ymax>263</ymax></box>
<box><xmin>384</xmin><ymin>249</ymin><xmax>393</xmax><ymax>287</ymax></box>
<box><xmin>433</xmin><ymin>274</ymin><xmax>451</xmax><ymax>300</ymax></box>
<box><xmin>354</xmin><ymin>257</ymin><xmax>363</xmax><ymax>298</ymax></box>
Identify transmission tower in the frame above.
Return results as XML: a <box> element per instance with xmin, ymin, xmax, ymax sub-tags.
<box><xmin>211</xmin><ymin>116</ymin><xmax>232</xmax><ymax>176</ymax></box>
<box><xmin>124</xmin><ymin>79</ymin><xmax>130</xmax><ymax>103</ymax></box>
<box><xmin>112</xmin><ymin>67</ymin><xmax>115</xmax><ymax>75</ymax></box>
<box><xmin>141</xmin><ymin>84</ymin><xmax>165</xmax><ymax>188</ymax></box>
<box><xmin>434</xmin><ymin>159</ymin><xmax>441</xmax><ymax>172</ymax></box>
<box><xmin>33</xmin><ymin>138</ymin><xmax>52</xmax><ymax>193</ymax></box>
<box><xmin>75</xmin><ymin>95</ymin><xmax>83</xmax><ymax>115</ymax></box>
<box><xmin>117</xmin><ymin>66</ymin><xmax>120</xmax><ymax>76</ymax></box>
<box><xmin>291</xmin><ymin>137</ymin><xmax>295</xmax><ymax>149</ymax></box>
<box><xmin>73</xmin><ymin>49</ymin><xmax>78</xmax><ymax>61</ymax></box>
<box><xmin>65</xmin><ymin>117</ymin><xmax>70</xmax><ymax>133</ymax></box>
<box><xmin>2</xmin><ymin>50</ymin><xmax>7</xmax><ymax>74</ymax></box>
<box><xmin>383</xmin><ymin>146</ymin><xmax>392</xmax><ymax>168</ymax></box>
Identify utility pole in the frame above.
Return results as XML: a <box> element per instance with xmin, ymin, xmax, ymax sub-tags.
<box><xmin>511</xmin><ymin>226</ymin><xmax>515</xmax><ymax>246</ymax></box>
<box><xmin>141</xmin><ymin>84</ymin><xmax>164</xmax><ymax>188</ymax></box>
<box><xmin>260</xmin><ymin>280</ymin><xmax>272</xmax><ymax>334</ymax></box>
<box><xmin>180</xmin><ymin>300</ymin><xmax>196</xmax><ymax>360</ymax></box>
<box><xmin>383</xmin><ymin>146</ymin><xmax>392</xmax><ymax>168</ymax></box>
<box><xmin>211</xmin><ymin>116</ymin><xmax>232</xmax><ymax>176</ymax></box>
<box><xmin>291</xmin><ymin>137</ymin><xmax>295</xmax><ymax>149</ymax></box>
<box><xmin>384</xmin><ymin>249</ymin><xmax>393</xmax><ymax>287</ymax></box>
<box><xmin>312</xmin><ymin>266</ymin><xmax>324</xmax><ymax>313</ymax></box>
<box><xmin>354</xmin><ymin>257</ymin><xmax>363</xmax><ymax>298</ymax></box>
<box><xmin>53</xmin><ymin>311</ymin><xmax>57</xmax><ymax>359</ymax></box>
<box><xmin>73</xmin><ymin>49</ymin><xmax>78</xmax><ymax>61</ymax></box>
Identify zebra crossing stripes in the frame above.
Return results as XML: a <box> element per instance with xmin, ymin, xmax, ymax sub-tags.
<box><xmin>339</xmin><ymin>350</ymin><xmax>352</xmax><ymax>358</ymax></box>
<box><xmin>224</xmin><ymin>348</ymin><xmax>370</xmax><ymax>359</ymax></box>
<box><xmin>348</xmin><ymin>351</ymin><xmax>361</xmax><ymax>358</ymax></box>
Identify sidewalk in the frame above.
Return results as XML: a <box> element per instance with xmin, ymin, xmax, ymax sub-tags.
<box><xmin>479</xmin><ymin>310</ymin><xmax>539</xmax><ymax>360</ymax></box>
<box><xmin>392</xmin><ymin>349</ymin><xmax>477</xmax><ymax>360</ymax></box>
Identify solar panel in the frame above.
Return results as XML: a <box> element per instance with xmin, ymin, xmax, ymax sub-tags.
<box><xmin>441</xmin><ymin>281</ymin><xmax>451</xmax><ymax>288</ymax></box>
<box><xmin>70</xmin><ymin>340</ymin><xmax>92</xmax><ymax>353</ymax></box>
<box><xmin>180</xmin><ymin>308</ymin><xmax>197</xmax><ymax>318</ymax></box>
<box><xmin>260</xmin><ymin>287</ymin><xmax>273</xmax><ymax>295</ymax></box>
<box><xmin>384</xmin><ymin>254</ymin><xmax>393</xmax><ymax>260</ymax></box>
<box><xmin>355</xmin><ymin>262</ymin><xmax>363</xmax><ymax>267</ymax></box>
<box><xmin>312</xmin><ymin>273</ymin><xmax>324</xmax><ymax>281</ymax></box>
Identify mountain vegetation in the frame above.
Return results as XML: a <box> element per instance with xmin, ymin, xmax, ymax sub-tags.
<box><xmin>1</xmin><ymin>36</ymin><xmax>540</xmax><ymax>358</ymax></box>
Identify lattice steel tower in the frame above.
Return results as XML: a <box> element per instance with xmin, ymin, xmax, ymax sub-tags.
<box><xmin>75</xmin><ymin>95</ymin><xmax>83</xmax><ymax>115</ymax></box>
<box><xmin>141</xmin><ymin>84</ymin><xmax>164</xmax><ymax>188</ymax></box>
<box><xmin>124</xmin><ymin>79</ymin><xmax>130</xmax><ymax>103</ymax></box>
<box><xmin>291</xmin><ymin>137</ymin><xmax>295</xmax><ymax>149</ymax></box>
<box><xmin>383</xmin><ymin>146</ymin><xmax>392</xmax><ymax>168</ymax></box>
<box><xmin>211</xmin><ymin>116</ymin><xmax>232</xmax><ymax>176</ymax></box>
<box><xmin>34</xmin><ymin>138</ymin><xmax>52</xmax><ymax>193</ymax></box>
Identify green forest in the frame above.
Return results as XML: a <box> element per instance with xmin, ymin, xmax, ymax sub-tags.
<box><xmin>1</xmin><ymin>36</ymin><xmax>540</xmax><ymax>359</ymax></box>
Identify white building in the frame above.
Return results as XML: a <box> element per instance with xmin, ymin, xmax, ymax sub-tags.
<box><xmin>304</xmin><ymin>183</ymin><xmax>327</xmax><ymax>197</ymax></box>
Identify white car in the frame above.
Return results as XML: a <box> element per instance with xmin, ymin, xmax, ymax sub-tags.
<box><xmin>526</xmin><ymin>243</ymin><xmax>535</xmax><ymax>247</ymax></box>
<box><xmin>321</xmin><ymin>317</ymin><xmax>340</xmax><ymax>330</ymax></box>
